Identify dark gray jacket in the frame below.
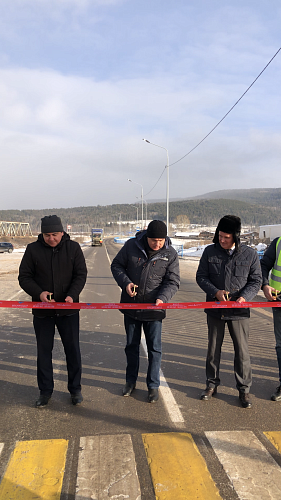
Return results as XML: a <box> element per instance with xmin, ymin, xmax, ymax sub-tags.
<box><xmin>111</xmin><ymin>231</ymin><xmax>180</xmax><ymax>321</ymax></box>
<box><xmin>18</xmin><ymin>233</ymin><xmax>87</xmax><ymax>317</ymax></box>
<box><xmin>196</xmin><ymin>243</ymin><xmax>262</xmax><ymax>319</ymax></box>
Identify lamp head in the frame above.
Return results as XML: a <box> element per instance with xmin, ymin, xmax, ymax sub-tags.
<box><xmin>142</xmin><ymin>138</ymin><xmax>150</xmax><ymax>143</ymax></box>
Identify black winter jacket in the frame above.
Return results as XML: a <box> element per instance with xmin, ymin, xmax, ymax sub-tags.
<box><xmin>196</xmin><ymin>243</ymin><xmax>262</xmax><ymax>320</ymax></box>
<box><xmin>260</xmin><ymin>237</ymin><xmax>279</xmax><ymax>286</ymax></box>
<box><xmin>111</xmin><ymin>231</ymin><xmax>180</xmax><ymax>321</ymax></box>
<box><xmin>18</xmin><ymin>233</ymin><xmax>87</xmax><ymax>317</ymax></box>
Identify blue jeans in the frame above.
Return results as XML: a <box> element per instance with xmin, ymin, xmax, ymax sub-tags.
<box><xmin>124</xmin><ymin>315</ymin><xmax>162</xmax><ymax>389</ymax></box>
<box><xmin>273</xmin><ymin>307</ymin><xmax>281</xmax><ymax>382</ymax></box>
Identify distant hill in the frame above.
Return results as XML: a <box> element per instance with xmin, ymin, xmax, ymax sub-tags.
<box><xmin>1</xmin><ymin>189</ymin><xmax>281</xmax><ymax>232</ymax></box>
<box><xmin>187</xmin><ymin>187</ymin><xmax>281</xmax><ymax>207</ymax></box>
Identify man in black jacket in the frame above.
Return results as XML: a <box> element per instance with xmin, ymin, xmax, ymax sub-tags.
<box><xmin>196</xmin><ymin>215</ymin><xmax>262</xmax><ymax>408</ymax></box>
<box><xmin>111</xmin><ymin>220</ymin><xmax>180</xmax><ymax>403</ymax></box>
<box><xmin>18</xmin><ymin>215</ymin><xmax>87</xmax><ymax>408</ymax></box>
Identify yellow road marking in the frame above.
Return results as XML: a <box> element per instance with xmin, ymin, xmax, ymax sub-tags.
<box><xmin>0</xmin><ymin>439</ymin><xmax>68</xmax><ymax>499</ymax></box>
<box><xmin>264</xmin><ymin>431</ymin><xmax>281</xmax><ymax>453</ymax></box>
<box><xmin>142</xmin><ymin>432</ymin><xmax>222</xmax><ymax>499</ymax></box>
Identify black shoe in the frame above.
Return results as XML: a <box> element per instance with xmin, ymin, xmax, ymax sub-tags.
<box><xmin>200</xmin><ymin>386</ymin><xmax>217</xmax><ymax>400</ymax></box>
<box><xmin>239</xmin><ymin>392</ymin><xmax>252</xmax><ymax>409</ymax></box>
<box><xmin>122</xmin><ymin>383</ymin><xmax>136</xmax><ymax>397</ymax></box>
<box><xmin>148</xmin><ymin>388</ymin><xmax>159</xmax><ymax>403</ymax></box>
<box><xmin>71</xmin><ymin>392</ymin><xmax>83</xmax><ymax>406</ymax></box>
<box><xmin>36</xmin><ymin>394</ymin><xmax>51</xmax><ymax>408</ymax></box>
<box><xmin>271</xmin><ymin>386</ymin><xmax>281</xmax><ymax>401</ymax></box>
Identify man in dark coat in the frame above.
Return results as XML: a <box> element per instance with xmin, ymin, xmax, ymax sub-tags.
<box><xmin>111</xmin><ymin>220</ymin><xmax>180</xmax><ymax>403</ymax></box>
<box><xmin>18</xmin><ymin>215</ymin><xmax>87</xmax><ymax>408</ymax></box>
<box><xmin>196</xmin><ymin>215</ymin><xmax>262</xmax><ymax>408</ymax></box>
<box><xmin>260</xmin><ymin>237</ymin><xmax>281</xmax><ymax>401</ymax></box>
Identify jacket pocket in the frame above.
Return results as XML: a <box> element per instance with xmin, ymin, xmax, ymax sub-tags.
<box><xmin>208</xmin><ymin>257</ymin><xmax>222</xmax><ymax>275</ymax></box>
<box><xmin>234</xmin><ymin>261</ymin><xmax>250</xmax><ymax>277</ymax></box>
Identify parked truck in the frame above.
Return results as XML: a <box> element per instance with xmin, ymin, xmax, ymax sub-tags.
<box><xmin>91</xmin><ymin>228</ymin><xmax>103</xmax><ymax>246</ymax></box>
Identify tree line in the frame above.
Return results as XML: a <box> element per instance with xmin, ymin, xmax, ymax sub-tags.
<box><xmin>1</xmin><ymin>195</ymin><xmax>281</xmax><ymax>232</ymax></box>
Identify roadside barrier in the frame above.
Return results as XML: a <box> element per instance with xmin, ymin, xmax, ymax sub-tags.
<box><xmin>0</xmin><ymin>300</ymin><xmax>281</xmax><ymax>310</ymax></box>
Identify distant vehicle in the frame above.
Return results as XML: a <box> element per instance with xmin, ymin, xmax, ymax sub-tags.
<box><xmin>0</xmin><ymin>242</ymin><xmax>14</xmax><ymax>253</ymax></box>
<box><xmin>91</xmin><ymin>228</ymin><xmax>103</xmax><ymax>246</ymax></box>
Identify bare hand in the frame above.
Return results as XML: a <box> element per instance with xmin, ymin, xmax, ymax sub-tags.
<box><xmin>155</xmin><ymin>299</ymin><xmax>163</xmax><ymax>306</ymax></box>
<box><xmin>236</xmin><ymin>297</ymin><xmax>246</xmax><ymax>304</ymax></box>
<box><xmin>263</xmin><ymin>285</ymin><xmax>277</xmax><ymax>301</ymax></box>
<box><xmin>215</xmin><ymin>290</ymin><xmax>228</xmax><ymax>301</ymax></box>
<box><xmin>65</xmin><ymin>296</ymin><xmax>73</xmax><ymax>303</ymax></box>
<box><xmin>40</xmin><ymin>291</ymin><xmax>55</xmax><ymax>302</ymax></box>
<box><xmin>126</xmin><ymin>283</ymin><xmax>138</xmax><ymax>297</ymax></box>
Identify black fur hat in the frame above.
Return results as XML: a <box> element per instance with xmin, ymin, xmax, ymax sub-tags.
<box><xmin>213</xmin><ymin>215</ymin><xmax>241</xmax><ymax>251</ymax></box>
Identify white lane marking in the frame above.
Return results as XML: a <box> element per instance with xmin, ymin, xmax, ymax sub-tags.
<box><xmin>8</xmin><ymin>290</ymin><xmax>24</xmax><ymax>300</ymax></box>
<box><xmin>0</xmin><ymin>443</ymin><xmax>3</xmax><ymax>455</ymax></box>
<box><xmin>206</xmin><ymin>430</ymin><xmax>281</xmax><ymax>500</ymax></box>
<box><xmin>104</xmin><ymin>240</ymin><xmax>112</xmax><ymax>265</ymax></box>
<box><xmin>141</xmin><ymin>337</ymin><xmax>185</xmax><ymax>427</ymax></box>
<box><xmin>75</xmin><ymin>435</ymin><xmax>141</xmax><ymax>500</ymax></box>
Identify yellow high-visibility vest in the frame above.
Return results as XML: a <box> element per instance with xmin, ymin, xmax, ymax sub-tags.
<box><xmin>269</xmin><ymin>236</ymin><xmax>281</xmax><ymax>292</ymax></box>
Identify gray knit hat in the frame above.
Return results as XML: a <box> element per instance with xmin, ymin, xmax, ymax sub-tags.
<box><xmin>41</xmin><ymin>215</ymin><xmax>63</xmax><ymax>233</ymax></box>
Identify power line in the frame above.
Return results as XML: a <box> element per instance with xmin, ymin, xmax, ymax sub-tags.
<box><xmin>145</xmin><ymin>166</ymin><xmax>166</xmax><ymax>197</ymax></box>
<box><xmin>145</xmin><ymin>47</ymin><xmax>281</xmax><ymax>198</ymax></box>
<box><xmin>170</xmin><ymin>47</ymin><xmax>281</xmax><ymax>167</ymax></box>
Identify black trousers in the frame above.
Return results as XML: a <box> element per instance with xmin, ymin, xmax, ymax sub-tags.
<box><xmin>33</xmin><ymin>313</ymin><xmax>82</xmax><ymax>396</ymax></box>
<box><xmin>206</xmin><ymin>315</ymin><xmax>252</xmax><ymax>393</ymax></box>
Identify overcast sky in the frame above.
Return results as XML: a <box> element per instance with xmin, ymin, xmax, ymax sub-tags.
<box><xmin>1</xmin><ymin>0</ymin><xmax>280</xmax><ymax>210</ymax></box>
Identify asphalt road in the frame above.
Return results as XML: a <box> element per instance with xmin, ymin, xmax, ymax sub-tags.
<box><xmin>0</xmin><ymin>240</ymin><xmax>281</xmax><ymax>499</ymax></box>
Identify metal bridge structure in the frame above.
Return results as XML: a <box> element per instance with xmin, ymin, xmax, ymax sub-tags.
<box><xmin>0</xmin><ymin>221</ymin><xmax>33</xmax><ymax>237</ymax></box>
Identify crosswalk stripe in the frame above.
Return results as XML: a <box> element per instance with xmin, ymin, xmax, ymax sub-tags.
<box><xmin>264</xmin><ymin>431</ymin><xmax>281</xmax><ymax>453</ymax></box>
<box><xmin>205</xmin><ymin>431</ymin><xmax>281</xmax><ymax>500</ymax></box>
<box><xmin>2</xmin><ymin>432</ymin><xmax>281</xmax><ymax>499</ymax></box>
<box><xmin>75</xmin><ymin>434</ymin><xmax>141</xmax><ymax>500</ymax></box>
<box><xmin>0</xmin><ymin>439</ymin><xmax>68</xmax><ymax>500</ymax></box>
<box><xmin>142</xmin><ymin>432</ymin><xmax>222</xmax><ymax>499</ymax></box>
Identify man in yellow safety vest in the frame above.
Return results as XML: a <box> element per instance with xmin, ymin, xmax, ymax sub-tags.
<box><xmin>261</xmin><ymin>236</ymin><xmax>281</xmax><ymax>400</ymax></box>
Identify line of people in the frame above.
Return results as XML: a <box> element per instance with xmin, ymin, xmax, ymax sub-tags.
<box><xmin>17</xmin><ymin>214</ymin><xmax>281</xmax><ymax>409</ymax></box>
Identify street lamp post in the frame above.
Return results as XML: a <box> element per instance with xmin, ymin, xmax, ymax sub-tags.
<box><xmin>143</xmin><ymin>138</ymin><xmax>169</xmax><ymax>235</ymax></box>
<box><xmin>131</xmin><ymin>205</ymin><xmax>139</xmax><ymax>228</ymax></box>
<box><xmin>136</xmin><ymin>196</ymin><xmax>148</xmax><ymax>227</ymax></box>
<box><xmin>144</xmin><ymin>199</ymin><xmax>148</xmax><ymax>227</ymax></box>
<box><xmin>128</xmin><ymin>179</ymin><xmax>144</xmax><ymax>229</ymax></box>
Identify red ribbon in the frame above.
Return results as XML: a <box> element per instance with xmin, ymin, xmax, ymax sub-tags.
<box><xmin>0</xmin><ymin>300</ymin><xmax>281</xmax><ymax>310</ymax></box>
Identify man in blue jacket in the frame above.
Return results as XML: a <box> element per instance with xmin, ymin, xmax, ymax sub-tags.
<box><xmin>196</xmin><ymin>215</ymin><xmax>262</xmax><ymax>408</ymax></box>
<box><xmin>111</xmin><ymin>220</ymin><xmax>180</xmax><ymax>403</ymax></box>
<box><xmin>19</xmin><ymin>215</ymin><xmax>87</xmax><ymax>408</ymax></box>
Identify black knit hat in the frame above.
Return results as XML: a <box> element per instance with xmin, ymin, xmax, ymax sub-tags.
<box><xmin>213</xmin><ymin>215</ymin><xmax>241</xmax><ymax>251</ymax></box>
<box><xmin>146</xmin><ymin>220</ymin><xmax>167</xmax><ymax>238</ymax></box>
<box><xmin>41</xmin><ymin>215</ymin><xmax>63</xmax><ymax>233</ymax></box>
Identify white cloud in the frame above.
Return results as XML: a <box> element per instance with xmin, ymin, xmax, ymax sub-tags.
<box><xmin>0</xmin><ymin>1</ymin><xmax>280</xmax><ymax>209</ymax></box>
<box><xmin>0</xmin><ymin>62</ymin><xmax>280</xmax><ymax>209</ymax></box>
